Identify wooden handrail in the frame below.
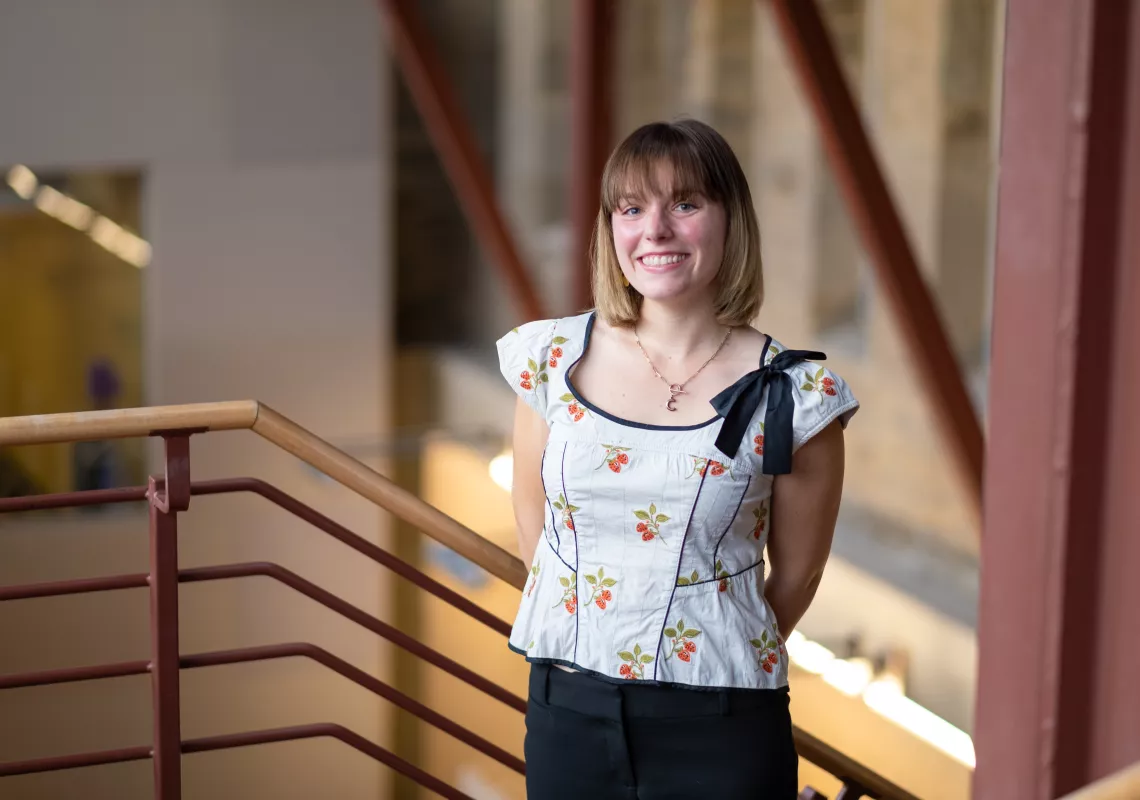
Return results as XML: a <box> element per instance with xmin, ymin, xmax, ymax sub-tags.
<box><xmin>792</xmin><ymin>727</ymin><xmax>920</xmax><ymax>800</ymax></box>
<box><xmin>1060</xmin><ymin>761</ymin><xmax>1140</xmax><ymax>800</ymax></box>
<box><xmin>0</xmin><ymin>402</ymin><xmax>527</xmax><ymax>588</ymax></box>
<box><xmin>0</xmin><ymin>401</ymin><xmax>260</xmax><ymax>446</ymax></box>
<box><xmin>0</xmin><ymin>401</ymin><xmax>920</xmax><ymax>799</ymax></box>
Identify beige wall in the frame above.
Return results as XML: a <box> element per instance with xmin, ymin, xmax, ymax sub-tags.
<box><xmin>0</xmin><ymin>1</ymin><xmax>393</xmax><ymax>797</ymax></box>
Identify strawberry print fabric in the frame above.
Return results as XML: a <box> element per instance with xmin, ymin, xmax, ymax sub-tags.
<box><xmin>496</xmin><ymin>311</ymin><xmax>859</xmax><ymax>689</ymax></box>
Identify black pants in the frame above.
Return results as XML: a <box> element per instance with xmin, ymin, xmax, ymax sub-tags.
<box><xmin>524</xmin><ymin>663</ymin><xmax>799</xmax><ymax>799</ymax></box>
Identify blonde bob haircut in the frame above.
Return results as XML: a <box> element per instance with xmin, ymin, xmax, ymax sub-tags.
<box><xmin>590</xmin><ymin>119</ymin><xmax>764</xmax><ymax>328</ymax></box>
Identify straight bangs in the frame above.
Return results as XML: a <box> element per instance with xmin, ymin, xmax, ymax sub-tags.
<box><xmin>600</xmin><ymin>126</ymin><xmax>724</xmax><ymax>214</ymax></box>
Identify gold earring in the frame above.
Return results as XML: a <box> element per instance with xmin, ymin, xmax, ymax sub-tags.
<box><xmin>622</xmin><ymin>275</ymin><xmax>630</xmax><ymax>287</ymax></box>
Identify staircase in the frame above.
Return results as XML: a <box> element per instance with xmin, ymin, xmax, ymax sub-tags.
<box><xmin>0</xmin><ymin>401</ymin><xmax>923</xmax><ymax>799</ymax></box>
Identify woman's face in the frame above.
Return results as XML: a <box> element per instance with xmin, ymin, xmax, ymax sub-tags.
<box><xmin>611</xmin><ymin>163</ymin><xmax>727</xmax><ymax>308</ymax></box>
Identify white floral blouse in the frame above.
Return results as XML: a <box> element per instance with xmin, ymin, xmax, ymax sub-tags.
<box><xmin>496</xmin><ymin>311</ymin><xmax>859</xmax><ymax>690</ymax></box>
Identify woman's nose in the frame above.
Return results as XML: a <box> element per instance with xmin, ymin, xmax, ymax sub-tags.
<box><xmin>644</xmin><ymin>208</ymin><xmax>673</xmax><ymax>240</ymax></box>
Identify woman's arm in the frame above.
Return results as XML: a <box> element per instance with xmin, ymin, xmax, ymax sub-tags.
<box><xmin>764</xmin><ymin>419</ymin><xmax>846</xmax><ymax>638</ymax></box>
<box><xmin>511</xmin><ymin>396</ymin><xmax>550</xmax><ymax>568</ymax></box>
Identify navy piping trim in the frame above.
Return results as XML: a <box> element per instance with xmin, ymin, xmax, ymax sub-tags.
<box><xmin>544</xmin><ymin>527</ymin><xmax>577</xmax><ymax>573</ymax></box>
<box><xmin>653</xmin><ymin>469</ymin><xmax>708</xmax><ymax>679</ymax></box>
<box><xmin>761</xmin><ymin>334</ymin><xmax>775</xmax><ymax>365</ymax></box>
<box><xmin>540</xmin><ymin>447</ymin><xmax>561</xmax><ymax>554</ymax></box>
<box><xmin>561</xmin><ymin>442</ymin><xmax>581</xmax><ymax>663</ymax></box>
<box><xmin>506</xmin><ymin>646</ymin><xmax>791</xmax><ymax>694</ymax></box>
<box><xmin>711</xmin><ymin>475</ymin><xmax>751</xmax><ymax>572</ymax></box>
<box><xmin>674</xmin><ymin>557</ymin><xmax>765</xmax><ymax>588</ymax></box>
<box><xmin>565</xmin><ymin>311</ymin><xmax>720</xmax><ymax>431</ymax></box>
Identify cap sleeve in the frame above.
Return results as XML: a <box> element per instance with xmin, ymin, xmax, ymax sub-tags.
<box><xmin>496</xmin><ymin>318</ymin><xmax>558</xmax><ymax>416</ymax></box>
<box><xmin>789</xmin><ymin>361</ymin><xmax>859</xmax><ymax>451</ymax></box>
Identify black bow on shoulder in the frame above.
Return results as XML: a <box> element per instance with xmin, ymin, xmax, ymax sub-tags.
<box><xmin>709</xmin><ymin>348</ymin><xmax>826</xmax><ymax>474</ymax></box>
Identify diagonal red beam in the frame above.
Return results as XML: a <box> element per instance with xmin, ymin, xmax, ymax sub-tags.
<box><xmin>378</xmin><ymin>0</ymin><xmax>546</xmax><ymax>321</ymax></box>
<box><xmin>570</xmin><ymin>0</ymin><xmax>615</xmax><ymax>310</ymax></box>
<box><xmin>764</xmin><ymin>0</ymin><xmax>984</xmax><ymax>517</ymax></box>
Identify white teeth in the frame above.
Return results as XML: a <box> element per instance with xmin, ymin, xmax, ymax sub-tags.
<box><xmin>640</xmin><ymin>254</ymin><xmax>686</xmax><ymax>266</ymax></box>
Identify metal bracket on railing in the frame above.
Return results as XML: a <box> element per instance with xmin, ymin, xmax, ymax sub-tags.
<box><xmin>148</xmin><ymin>430</ymin><xmax>201</xmax><ymax>512</ymax></box>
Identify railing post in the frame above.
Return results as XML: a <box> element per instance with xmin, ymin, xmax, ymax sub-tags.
<box><xmin>148</xmin><ymin>433</ymin><xmax>192</xmax><ymax>800</ymax></box>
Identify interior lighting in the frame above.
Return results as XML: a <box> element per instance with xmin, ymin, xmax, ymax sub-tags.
<box><xmin>863</xmin><ymin>677</ymin><xmax>977</xmax><ymax>768</ymax></box>
<box><xmin>488</xmin><ymin>451</ymin><xmax>513</xmax><ymax>492</ymax></box>
<box><xmin>6</xmin><ymin>164</ymin><xmax>151</xmax><ymax>268</ymax></box>
<box><xmin>6</xmin><ymin>165</ymin><xmax>38</xmax><ymax>199</ymax></box>
<box><xmin>33</xmin><ymin>185</ymin><xmax>94</xmax><ymax>231</ymax></box>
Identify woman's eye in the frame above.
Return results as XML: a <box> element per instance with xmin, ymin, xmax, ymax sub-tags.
<box><xmin>621</xmin><ymin>206</ymin><xmax>641</xmax><ymax>216</ymax></box>
<box><xmin>675</xmin><ymin>202</ymin><xmax>696</xmax><ymax>212</ymax></box>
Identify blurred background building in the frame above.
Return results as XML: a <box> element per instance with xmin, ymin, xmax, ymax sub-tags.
<box><xmin>0</xmin><ymin>1</ymin><xmax>1137</xmax><ymax>799</ymax></box>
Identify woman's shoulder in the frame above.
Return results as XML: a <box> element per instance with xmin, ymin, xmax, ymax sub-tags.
<box><xmin>495</xmin><ymin>312</ymin><xmax>595</xmax><ymax>407</ymax></box>
<box><xmin>763</xmin><ymin>335</ymin><xmax>859</xmax><ymax>449</ymax></box>
<box><xmin>498</xmin><ymin>311</ymin><xmax>594</xmax><ymax>347</ymax></box>
<box><xmin>760</xmin><ymin>333</ymin><xmax>791</xmax><ymax>365</ymax></box>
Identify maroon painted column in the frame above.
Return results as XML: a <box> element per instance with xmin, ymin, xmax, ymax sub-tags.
<box><xmin>569</xmin><ymin>0</ymin><xmax>615</xmax><ymax>311</ymax></box>
<box><xmin>974</xmin><ymin>1</ymin><xmax>1140</xmax><ymax>797</ymax></box>
<box><xmin>148</xmin><ymin>435</ymin><xmax>191</xmax><ymax>800</ymax></box>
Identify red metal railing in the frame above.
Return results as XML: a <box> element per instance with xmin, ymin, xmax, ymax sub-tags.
<box><xmin>0</xmin><ymin>403</ymin><xmax>917</xmax><ymax>800</ymax></box>
<box><xmin>0</xmin><ymin>445</ymin><xmax>524</xmax><ymax>798</ymax></box>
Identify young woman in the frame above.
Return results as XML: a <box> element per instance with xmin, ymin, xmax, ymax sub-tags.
<box><xmin>497</xmin><ymin>119</ymin><xmax>858</xmax><ymax>799</ymax></box>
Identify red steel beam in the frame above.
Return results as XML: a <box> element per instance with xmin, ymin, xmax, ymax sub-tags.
<box><xmin>377</xmin><ymin>0</ymin><xmax>546</xmax><ymax>320</ymax></box>
<box><xmin>570</xmin><ymin>0</ymin><xmax>615</xmax><ymax>311</ymax></box>
<box><xmin>1089</xmin><ymin>1</ymin><xmax>1140</xmax><ymax>780</ymax></box>
<box><xmin>974</xmin><ymin>1</ymin><xmax>1140</xmax><ymax>797</ymax></box>
<box><xmin>764</xmin><ymin>0</ymin><xmax>984</xmax><ymax>517</ymax></box>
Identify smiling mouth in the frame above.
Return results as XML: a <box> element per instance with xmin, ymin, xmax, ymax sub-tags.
<box><xmin>637</xmin><ymin>254</ymin><xmax>689</xmax><ymax>268</ymax></box>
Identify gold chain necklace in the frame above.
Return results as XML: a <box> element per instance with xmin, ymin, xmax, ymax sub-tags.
<box><xmin>634</xmin><ymin>326</ymin><xmax>733</xmax><ymax>411</ymax></box>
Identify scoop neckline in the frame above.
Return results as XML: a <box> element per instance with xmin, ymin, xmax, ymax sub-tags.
<box><xmin>564</xmin><ymin>311</ymin><xmax>770</xmax><ymax>432</ymax></box>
